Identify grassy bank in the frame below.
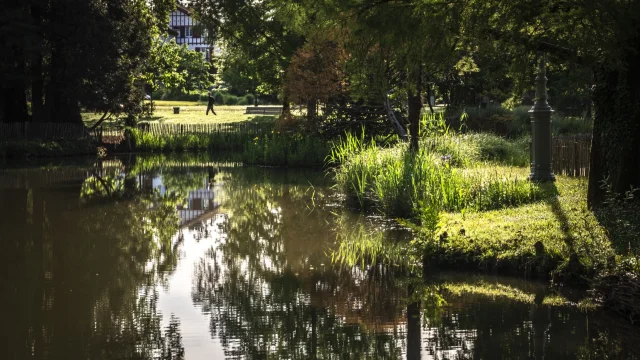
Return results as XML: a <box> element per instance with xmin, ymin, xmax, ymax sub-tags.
<box><xmin>329</xmin><ymin>131</ymin><xmax>640</xmax><ymax>323</ymax></box>
<box><xmin>127</xmin><ymin>127</ymin><xmax>331</xmax><ymax>167</ymax></box>
<box><xmin>83</xmin><ymin>103</ymin><xmax>275</xmax><ymax>127</ymax></box>
<box><xmin>1</xmin><ymin>139</ymin><xmax>96</xmax><ymax>159</ymax></box>
<box><xmin>329</xmin><ymin>132</ymin><xmax>537</xmax><ymax>217</ymax></box>
<box><xmin>128</xmin><ymin>128</ymin><xmax>256</xmax><ymax>152</ymax></box>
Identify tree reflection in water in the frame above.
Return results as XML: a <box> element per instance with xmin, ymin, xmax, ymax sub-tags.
<box><xmin>190</xmin><ymin>167</ymin><xmax>640</xmax><ymax>360</ymax></box>
<box><xmin>191</xmin><ymin>168</ymin><xmax>411</xmax><ymax>358</ymax></box>
<box><xmin>2</xmin><ymin>157</ymin><xmax>639</xmax><ymax>360</ymax></box>
<box><xmin>0</xmin><ymin>159</ymin><xmax>186</xmax><ymax>359</ymax></box>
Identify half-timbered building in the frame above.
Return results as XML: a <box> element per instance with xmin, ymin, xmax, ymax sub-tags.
<box><xmin>169</xmin><ymin>4</ymin><xmax>215</xmax><ymax>61</ymax></box>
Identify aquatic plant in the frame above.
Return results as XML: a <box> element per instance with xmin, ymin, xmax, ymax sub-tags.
<box><xmin>330</xmin><ymin>135</ymin><xmax>542</xmax><ymax>218</ymax></box>
<box><xmin>242</xmin><ymin>133</ymin><xmax>330</xmax><ymax>167</ymax></box>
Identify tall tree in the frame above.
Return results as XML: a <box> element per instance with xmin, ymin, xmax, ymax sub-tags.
<box><xmin>309</xmin><ymin>0</ymin><xmax>467</xmax><ymax>149</ymax></box>
<box><xmin>190</xmin><ymin>0</ymin><xmax>305</xmax><ymax>114</ymax></box>
<box><xmin>0</xmin><ymin>0</ymin><xmax>176</xmax><ymax>125</ymax></box>
<box><xmin>463</xmin><ymin>0</ymin><xmax>640</xmax><ymax>206</ymax></box>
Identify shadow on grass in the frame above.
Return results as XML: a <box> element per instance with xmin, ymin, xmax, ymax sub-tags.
<box><xmin>542</xmin><ymin>181</ymin><xmax>596</xmax><ymax>282</ymax></box>
<box><xmin>139</xmin><ymin>116</ymin><xmax>163</xmax><ymax>123</ymax></box>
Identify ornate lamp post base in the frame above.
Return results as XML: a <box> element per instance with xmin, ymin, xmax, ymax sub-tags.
<box><xmin>529</xmin><ymin>53</ymin><xmax>556</xmax><ymax>182</ymax></box>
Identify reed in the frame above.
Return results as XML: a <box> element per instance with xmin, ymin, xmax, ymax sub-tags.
<box><xmin>242</xmin><ymin>133</ymin><xmax>330</xmax><ymax>167</ymax></box>
<box><xmin>129</xmin><ymin>128</ymin><xmax>253</xmax><ymax>152</ymax></box>
<box><xmin>330</xmin><ymin>132</ymin><xmax>542</xmax><ymax>219</ymax></box>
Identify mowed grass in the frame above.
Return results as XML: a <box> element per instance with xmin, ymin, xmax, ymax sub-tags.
<box><xmin>432</xmin><ymin>176</ymin><xmax>614</xmax><ymax>280</ymax></box>
<box><xmin>83</xmin><ymin>101</ymin><xmax>278</xmax><ymax>127</ymax></box>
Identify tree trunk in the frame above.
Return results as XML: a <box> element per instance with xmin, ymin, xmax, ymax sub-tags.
<box><xmin>30</xmin><ymin>1</ymin><xmax>45</xmax><ymax>123</ymax></box>
<box><xmin>427</xmin><ymin>84</ymin><xmax>435</xmax><ymax>114</ymax></box>
<box><xmin>588</xmin><ymin>40</ymin><xmax>640</xmax><ymax>208</ymax></box>
<box><xmin>282</xmin><ymin>94</ymin><xmax>291</xmax><ymax>116</ymax></box>
<box><xmin>45</xmin><ymin>42</ymin><xmax>83</xmax><ymax>125</ymax></box>
<box><xmin>408</xmin><ymin>66</ymin><xmax>423</xmax><ymax>152</ymax></box>
<box><xmin>31</xmin><ymin>55</ymin><xmax>44</xmax><ymax>123</ymax></box>
<box><xmin>307</xmin><ymin>98</ymin><xmax>317</xmax><ymax>118</ymax></box>
<box><xmin>0</xmin><ymin>58</ymin><xmax>28</xmax><ymax>123</ymax></box>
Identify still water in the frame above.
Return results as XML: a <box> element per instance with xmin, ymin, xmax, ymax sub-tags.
<box><xmin>1</xmin><ymin>155</ymin><xmax>638</xmax><ymax>360</ymax></box>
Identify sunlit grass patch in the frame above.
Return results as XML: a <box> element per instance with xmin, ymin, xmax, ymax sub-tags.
<box><xmin>432</xmin><ymin>177</ymin><xmax>614</xmax><ymax>279</ymax></box>
<box><xmin>82</xmin><ymin>104</ymin><xmax>277</xmax><ymax>127</ymax></box>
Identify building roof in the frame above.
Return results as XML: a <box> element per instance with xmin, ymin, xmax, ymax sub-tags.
<box><xmin>176</xmin><ymin>3</ymin><xmax>192</xmax><ymax>15</ymax></box>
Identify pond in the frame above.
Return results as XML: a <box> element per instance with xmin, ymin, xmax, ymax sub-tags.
<box><xmin>1</xmin><ymin>154</ymin><xmax>638</xmax><ymax>359</ymax></box>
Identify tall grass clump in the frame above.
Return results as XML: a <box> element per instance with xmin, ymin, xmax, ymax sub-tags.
<box><xmin>329</xmin><ymin>132</ymin><xmax>543</xmax><ymax>219</ymax></box>
<box><xmin>242</xmin><ymin>133</ymin><xmax>330</xmax><ymax>167</ymax></box>
<box><xmin>129</xmin><ymin>128</ymin><xmax>255</xmax><ymax>152</ymax></box>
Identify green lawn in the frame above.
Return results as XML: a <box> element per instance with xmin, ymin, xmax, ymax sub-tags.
<box><xmin>433</xmin><ymin>176</ymin><xmax>615</xmax><ymax>281</ymax></box>
<box><xmin>83</xmin><ymin>101</ymin><xmax>278</xmax><ymax>127</ymax></box>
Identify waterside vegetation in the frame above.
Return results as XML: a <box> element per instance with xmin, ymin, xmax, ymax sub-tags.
<box><xmin>327</xmin><ymin>128</ymin><xmax>639</xmax><ymax>324</ymax></box>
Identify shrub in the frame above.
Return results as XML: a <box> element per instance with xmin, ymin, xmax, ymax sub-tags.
<box><xmin>1</xmin><ymin>139</ymin><xmax>95</xmax><ymax>158</ymax></box>
<box><xmin>245</xmin><ymin>94</ymin><xmax>255</xmax><ymax>105</ymax></box>
<box><xmin>224</xmin><ymin>95</ymin><xmax>240</xmax><ymax>105</ymax></box>
<box><xmin>213</xmin><ymin>92</ymin><xmax>225</xmax><ymax>105</ymax></box>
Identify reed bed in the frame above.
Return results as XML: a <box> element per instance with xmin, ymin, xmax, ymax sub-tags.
<box><xmin>130</xmin><ymin>128</ymin><xmax>254</xmax><ymax>152</ymax></box>
<box><xmin>242</xmin><ymin>133</ymin><xmax>330</xmax><ymax>167</ymax></box>
<box><xmin>329</xmin><ymin>132</ymin><xmax>543</xmax><ymax>218</ymax></box>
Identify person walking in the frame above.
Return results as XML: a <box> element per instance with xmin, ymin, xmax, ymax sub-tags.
<box><xmin>206</xmin><ymin>91</ymin><xmax>217</xmax><ymax>115</ymax></box>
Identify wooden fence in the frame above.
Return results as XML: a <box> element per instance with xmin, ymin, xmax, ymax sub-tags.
<box><xmin>0</xmin><ymin>122</ymin><xmax>275</xmax><ymax>144</ymax></box>
<box><xmin>551</xmin><ymin>134</ymin><xmax>591</xmax><ymax>177</ymax></box>
<box><xmin>141</xmin><ymin>122</ymin><xmax>274</xmax><ymax>136</ymax></box>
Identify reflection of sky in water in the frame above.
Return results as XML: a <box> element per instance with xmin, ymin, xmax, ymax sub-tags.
<box><xmin>158</xmin><ymin>216</ymin><xmax>227</xmax><ymax>359</ymax></box>
<box><xmin>2</xmin><ymin>160</ymin><xmax>639</xmax><ymax>360</ymax></box>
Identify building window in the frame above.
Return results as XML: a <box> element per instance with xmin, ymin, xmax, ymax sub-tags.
<box><xmin>185</xmin><ymin>26</ymin><xmax>192</xmax><ymax>37</ymax></box>
<box><xmin>195</xmin><ymin>47</ymin><xmax>201</xmax><ymax>52</ymax></box>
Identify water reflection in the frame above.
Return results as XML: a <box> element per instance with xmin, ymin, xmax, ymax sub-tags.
<box><xmin>1</xmin><ymin>155</ymin><xmax>639</xmax><ymax>360</ymax></box>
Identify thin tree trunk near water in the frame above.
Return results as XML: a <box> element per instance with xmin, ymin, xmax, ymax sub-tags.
<box><xmin>427</xmin><ymin>84</ymin><xmax>434</xmax><ymax>114</ymax></box>
<box><xmin>408</xmin><ymin>66</ymin><xmax>423</xmax><ymax>152</ymax></box>
<box><xmin>30</xmin><ymin>1</ymin><xmax>45</xmax><ymax>123</ymax></box>
<box><xmin>307</xmin><ymin>98</ymin><xmax>317</xmax><ymax>118</ymax></box>
<box><xmin>282</xmin><ymin>94</ymin><xmax>291</xmax><ymax>115</ymax></box>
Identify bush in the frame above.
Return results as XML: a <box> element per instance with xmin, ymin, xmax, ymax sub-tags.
<box><xmin>224</xmin><ymin>95</ymin><xmax>240</xmax><ymax>105</ymax></box>
<box><xmin>553</xmin><ymin>115</ymin><xmax>593</xmax><ymax>135</ymax></box>
<box><xmin>245</xmin><ymin>94</ymin><xmax>255</xmax><ymax>105</ymax></box>
<box><xmin>213</xmin><ymin>92</ymin><xmax>225</xmax><ymax>105</ymax></box>
<box><xmin>160</xmin><ymin>91</ymin><xmax>203</xmax><ymax>102</ymax></box>
<box><xmin>446</xmin><ymin>105</ymin><xmax>593</xmax><ymax>137</ymax></box>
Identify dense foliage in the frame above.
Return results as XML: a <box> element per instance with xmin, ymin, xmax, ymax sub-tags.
<box><xmin>0</xmin><ymin>0</ymin><xmax>178</xmax><ymax>125</ymax></box>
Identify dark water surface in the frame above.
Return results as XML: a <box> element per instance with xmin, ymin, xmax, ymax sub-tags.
<box><xmin>1</xmin><ymin>155</ymin><xmax>638</xmax><ymax>360</ymax></box>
